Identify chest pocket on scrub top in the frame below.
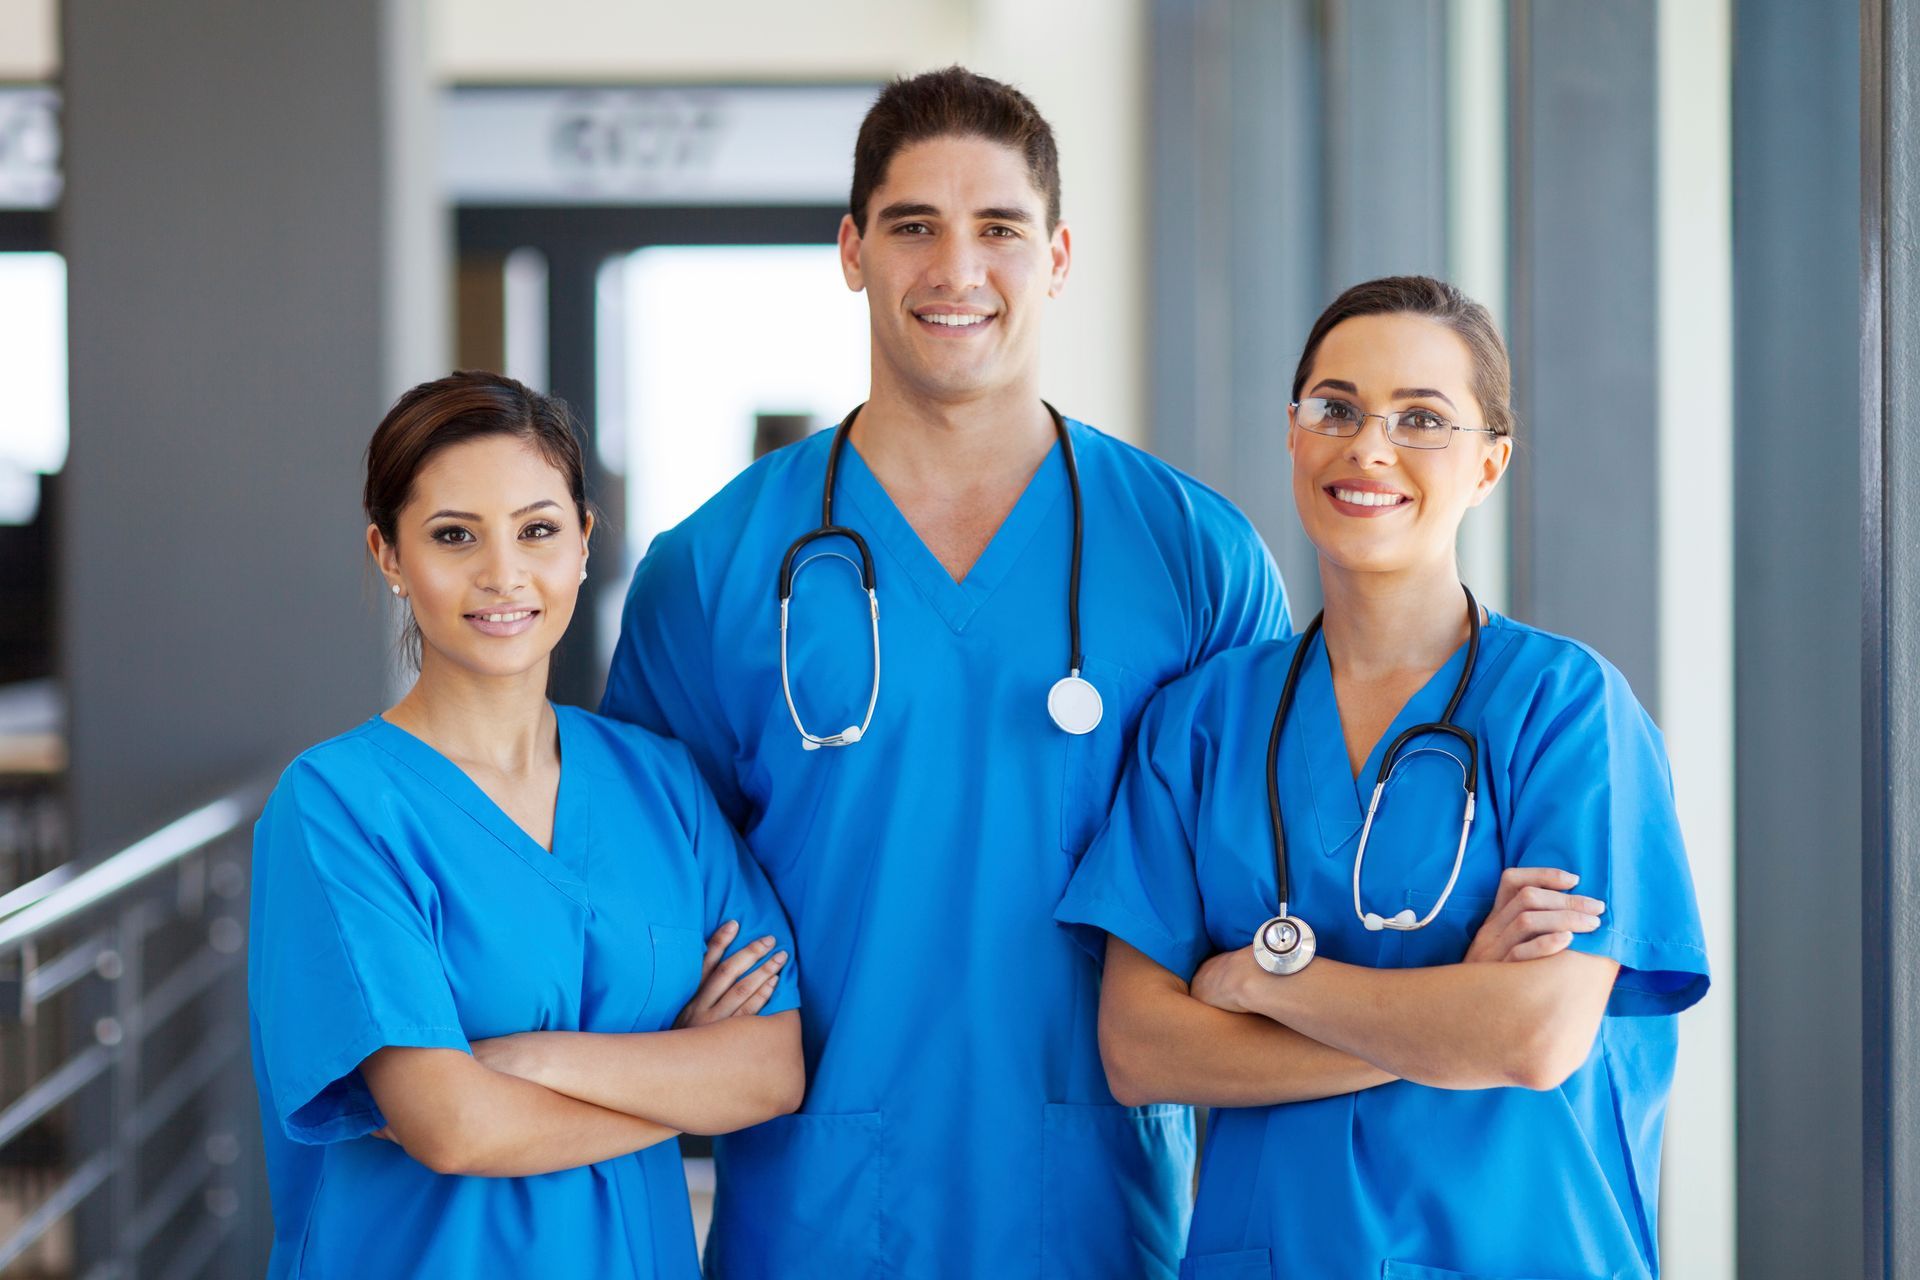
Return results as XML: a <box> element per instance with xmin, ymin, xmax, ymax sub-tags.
<box><xmin>637</xmin><ymin>923</ymin><xmax>705</xmax><ymax>1030</ymax></box>
<box><xmin>1383</xmin><ymin>891</ymin><xmax>1496</xmax><ymax>968</ymax></box>
<box><xmin>1059</xmin><ymin>658</ymin><xmax>1154</xmax><ymax>859</ymax></box>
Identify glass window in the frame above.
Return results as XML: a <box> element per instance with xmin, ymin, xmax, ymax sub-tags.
<box><xmin>0</xmin><ymin>251</ymin><xmax>66</xmax><ymax>525</ymax></box>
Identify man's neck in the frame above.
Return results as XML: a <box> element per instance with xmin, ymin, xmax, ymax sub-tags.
<box><xmin>844</xmin><ymin>373</ymin><xmax>1061</xmax><ymax>582</ymax></box>
<box><xmin>849</xmin><ymin>375</ymin><xmax>1056</xmax><ymax>496</ymax></box>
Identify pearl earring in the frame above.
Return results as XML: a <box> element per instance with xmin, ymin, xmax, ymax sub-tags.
<box><xmin>578</xmin><ymin>567</ymin><xmax>588</xmax><ymax>583</ymax></box>
<box><xmin>390</xmin><ymin>583</ymin><xmax>402</xmax><ymax>597</ymax></box>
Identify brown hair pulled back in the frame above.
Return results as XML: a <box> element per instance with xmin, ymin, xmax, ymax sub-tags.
<box><xmin>1291</xmin><ymin>276</ymin><xmax>1516</xmax><ymax>439</ymax></box>
<box><xmin>850</xmin><ymin>65</ymin><xmax>1062</xmax><ymax>231</ymax></box>
<box><xmin>364</xmin><ymin>370</ymin><xmax>591</xmax><ymax>666</ymax></box>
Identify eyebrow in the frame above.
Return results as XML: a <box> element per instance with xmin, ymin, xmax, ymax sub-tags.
<box><xmin>875</xmin><ymin>201</ymin><xmax>1035</xmax><ymax>224</ymax></box>
<box><xmin>877</xmin><ymin>201</ymin><xmax>940</xmax><ymax>222</ymax></box>
<box><xmin>1307</xmin><ymin>378</ymin><xmax>1458</xmax><ymax>411</ymax></box>
<box><xmin>424</xmin><ymin>499</ymin><xmax>561</xmax><ymax>522</ymax></box>
<box><xmin>1394</xmin><ymin>386</ymin><xmax>1458</xmax><ymax>411</ymax></box>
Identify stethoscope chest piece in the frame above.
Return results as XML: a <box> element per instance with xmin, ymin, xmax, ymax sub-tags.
<box><xmin>1048</xmin><ymin>672</ymin><xmax>1104</xmax><ymax>735</ymax></box>
<box><xmin>1252</xmin><ymin>912</ymin><xmax>1316</xmax><ymax>975</ymax></box>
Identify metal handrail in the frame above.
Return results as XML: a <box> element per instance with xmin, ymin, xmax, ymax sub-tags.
<box><xmin>0</xmin><ymin>783</ymin><xmax>266</xmax><ymax>957</ymax></box>
<box><xmin>0</xmin><ymin>861</ymin><xmax>76</xmax><ymax>920</ymax></box>
<box><xmin>0</xmin><ymin>778</ymin><xmax>271</xmax><ymax>1278</ymax></box>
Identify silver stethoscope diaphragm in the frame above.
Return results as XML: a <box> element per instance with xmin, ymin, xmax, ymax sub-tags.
<box><xmin>1253</xmin><ymin>911</ymin><xmax>1317</xmax><ymax>975</ymax></box>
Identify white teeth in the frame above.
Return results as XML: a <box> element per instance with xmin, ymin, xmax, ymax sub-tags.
<box><xmin>477</xmin><ymin>611</ymin><xmax>532</xmax><ymax>623</ymax></box>
<box><xmin>921</xmin><ymin>313</ymin><xmax>988</xmax><ymax>326</ymax></box>
<box><xmin>1332</xmin><ymin>488</ymin><xmax>1407</xmax><ymax>508</ymax></box>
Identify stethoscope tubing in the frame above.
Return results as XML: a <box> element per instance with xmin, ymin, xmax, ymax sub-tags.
<box><xmin>779</xmin><ymin>403</ymin><xmax>1091</xmax><ymax>747</ymax></box>
<box><xmin>1268</xmin><ymin>585</ymin><xmax>1483</xmax><ymax>931</ymax></box>
<box><xmin>1057</xmin><ymin>404</ymin><xmax>1086</xmax><ymax>676</ymax></box>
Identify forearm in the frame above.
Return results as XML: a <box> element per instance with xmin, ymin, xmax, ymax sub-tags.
<box><xmin>1103</xmin><ymin>981</ymin><xmax>1395</xmax><ymax>1107</ymax></box>
<box><xmin>1242</xmin><ymin>952</ymin><xmax>1615</xmax><ymax>1091</ymax></box>
<box><xmin>484</xmin><ymin>1010</ymin><xmax>804</xmax><ymax>1135</ymax></box>
<box><xmin>1098</xmin><ymin>936</ymin><xmax>1392</xmax><ymax>1107</ymax></box>
<box><xmin>364</xmin><ymin>1048</ymin><xmax>677</xmax><ymax>1176</ymax></box>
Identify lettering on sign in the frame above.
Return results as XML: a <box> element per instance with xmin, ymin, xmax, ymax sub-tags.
<box><xmin>442</xmin><ymin>84</ymin><xmax>873</xmax><ymax>206</ymax></box>
<box><xmin>0</xmin><ymin>89</ymin><xmax>60</xmax><ymax>209</ymax></box>
<box><xmin>549</xmin><ymin>91</ymin><xmax>729</xmax><ymax>191</ymax></box>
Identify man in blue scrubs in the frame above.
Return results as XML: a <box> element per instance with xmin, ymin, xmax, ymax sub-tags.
<box><xmin>602</xmin><ymin>67</ymin><xmax>1287</xmax><ymax>1278</ymax></box>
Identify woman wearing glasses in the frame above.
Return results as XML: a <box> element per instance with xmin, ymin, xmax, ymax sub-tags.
<box><xmin>1057</xmin><ymin>277</ymin><xmax>1707</xmax><ymax>1280</ymax></box>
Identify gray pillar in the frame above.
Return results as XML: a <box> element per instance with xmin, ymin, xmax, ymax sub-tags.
<box><xmin>1149</xmin><ymin>0</ymin><xmax>1450</xmax><ymax>622</ymax></box>
<box><xmin>1731</xmin><ymin>3</ymin><xmax>1862</xmax><ymax>1276</ymax></box>
<box><xmin>1863</xmin><ymin>2</ymin><xmax>1920</xmax><ymax>1274</ymax></box>
<box><xmin>1506</xmin><ymin>1</ymin><xmax>1659</xmax><ymax>705</ymax></box>
<box><xmin>58</xmin><ymin>0</ymin><xmax>444</xmax><ymax>856</ymax></box>
<box><xmin>1149</xmin><ymin>0</ymin><xmax>1317</xmax><ymax>610</ymax></box>
<box><xmin>1322</xmin><ymin>0</ymin><xmax>1449</xmax><ymax>286</ymax></box>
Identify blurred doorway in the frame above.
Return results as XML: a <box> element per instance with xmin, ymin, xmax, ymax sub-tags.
<box><xmin>449</xmin><ymin>85</ymin><xmax>873</xmax><ymax>710</ymax></box>
<box><xmin>604</xmin><ymin>243</ymin><xmax>866</xmax><ymax>562</ymax></box>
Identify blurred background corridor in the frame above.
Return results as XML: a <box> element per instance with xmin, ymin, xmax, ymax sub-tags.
<box><xmin>0</xmin><ymin>0</ymin><xmax>1909</xmax><ymax>1275</ymax></box>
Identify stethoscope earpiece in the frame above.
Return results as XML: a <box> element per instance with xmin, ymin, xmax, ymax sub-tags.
<box><xmin>1361</xmin><ymin>909</ymin><xmax>1420</xmax><ymax>933</ymax></box>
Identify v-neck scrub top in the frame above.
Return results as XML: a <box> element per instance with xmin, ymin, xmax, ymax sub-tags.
<box><xmin>247</xmin><ymin>706</ymin><xmax>800</xmax><ymax>1280</ymax></box>
<box><xmin>1056</xmin><ymin>614</ymin><xmax>1710</xmax><ymax>1280</ymax></box>
<box><xmin>602</xmin><ymin>418</ymin><xmax>1288</xmax><ymax>1279</ymax></box>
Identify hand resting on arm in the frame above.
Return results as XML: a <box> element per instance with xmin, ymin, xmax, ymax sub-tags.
<box><xmin>1099</xmin><ymin>866</ymin><xmax>1606</xmax><ymax>1106</ymax></box>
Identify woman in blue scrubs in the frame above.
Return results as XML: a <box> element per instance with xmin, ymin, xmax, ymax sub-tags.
<box><xmin>1058</xmin><ymin>276</ymin><xmax>1709</xmax><ymax>1280</ymax></box>
<box><xmin>248</xmin><ymin>371</ymin><xmax>804</xmax><ymax>1279</ymax></box>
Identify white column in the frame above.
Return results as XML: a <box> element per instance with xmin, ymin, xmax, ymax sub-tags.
<box><xmin>970</xmin><ymin>0</ymin><xmax>1147</xmax><ymax>444</ymax></box>
<box><xmin>1447</xmin><ymin>0</ymin><xmax>1510</xmax><ymax>615</ymax></box>
<box><xmin>1654</xmin><ymin>0</ymin><xmax>1736</xmax><ymax>1275</ymax></box>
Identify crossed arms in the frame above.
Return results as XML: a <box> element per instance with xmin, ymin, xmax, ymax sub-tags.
<box><xmin>361</xmin><ymin>921</ymin><xmax>803</xmax><ymax>1177</ymax></box>
<box><xmin>1098</xmin><ymin>867</ymin><xmax>1620</xmax><ymax>1107</ymax></box>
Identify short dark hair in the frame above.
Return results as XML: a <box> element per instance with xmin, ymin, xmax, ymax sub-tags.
<box><xmin>850</xmin><ymin>65</ymin><xmax>1062</xmax><ymax>231</ymax></box>
<box><xmin>1291</xmin><ymin>276</ymin><xmax>1516</xmax><ymax>438</ymax></box>
<box><xmin>364</xmin><ymin>370</ymin><xmax>592</xmax><ymax>666</ymax></box>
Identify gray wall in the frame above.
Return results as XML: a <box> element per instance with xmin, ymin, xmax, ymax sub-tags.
<box><xmin>1149</xmin><ymin>0</ymin><xmax>1450</xmax><ymax>623</ymax></box>
<box><xmin>1733</xmin><ymin>1</ymin><xmax>1863</xmax><ymax>1275</ymax></box>
<box><xmin>58</xmin><ymin>0</ymin><xmax>444</xmax><ymax>856</ymax></box>
<box><xmin>1505</xmin><ymin>0</ymin><xmax>1660</xmax><ymax>707</ymax></box>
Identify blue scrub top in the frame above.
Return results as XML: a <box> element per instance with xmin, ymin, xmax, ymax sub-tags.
<box><xmin>247</xmin><ymin>706</ymin><xmax>800</xmax><ymax>1280</ymax></box>
<box><xmin>1056</xmin><ymin>614</ymin><xmax>1710</xmax><ymax>1280</ymax></box>
<box><xmin>602</xmin><ymin>418</ymin><xmax>1287</xmax><ymax>1279</ymax></box>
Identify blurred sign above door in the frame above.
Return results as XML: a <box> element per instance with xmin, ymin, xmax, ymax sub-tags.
<box><xmin>442</xmin><ymin>85</ymin><xmax>877</xmax><ymax>206</ymax></box>
<box><xmin>0</xmin><ymin>88</ymin><xmax>58</xmax><ymax>210</ymax></box>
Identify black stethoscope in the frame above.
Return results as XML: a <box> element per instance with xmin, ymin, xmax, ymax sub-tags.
<box><xmin>1252</xmin><ymin>585</ymin><xmax>1483</xmax><ymax>975</ymax></box>
<box><xmin>777</xmin><ymin>403</ymin><xmax>1103</xmax><ymax>751</ymax></box>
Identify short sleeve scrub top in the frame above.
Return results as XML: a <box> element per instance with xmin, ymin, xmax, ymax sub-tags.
<box><xmin>247</xmin><ymin>706</ymin><xmax>800</xmax><ymax>1280</ymax></box>
<box><xmin>1057</xmin><ymin>613</ymin><xmax>1710</xmax><ymax>1280</ymax></box>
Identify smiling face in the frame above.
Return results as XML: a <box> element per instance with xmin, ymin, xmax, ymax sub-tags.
<box><xmin>368</xmin><ymin>434</ymin><xmax>592</xmax><ymax>682</ymax></box>
<box><xmin>1287</xmin><ymin>311</ymin><xmax>1511</xmax><ymax>578</ymax></box>
<box><xmin>837</xmin><ymin>134</ymin><xmax>1070</xmax><ymax>406</ymax></box>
